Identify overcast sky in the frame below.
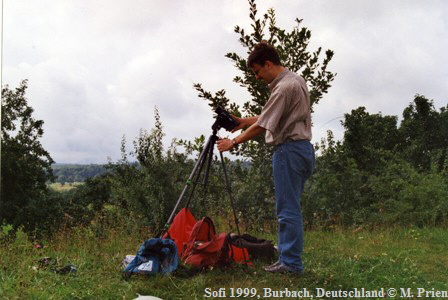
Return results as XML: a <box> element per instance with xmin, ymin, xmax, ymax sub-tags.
<box><xmin>3</xmin><ymin>0</ymin><xmax>447</xmax><ymax>164</ymax></box>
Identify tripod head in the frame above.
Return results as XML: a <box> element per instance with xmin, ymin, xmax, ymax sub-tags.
<box><xmin>212</xmin><ymin>106</ymin><xmax>239</xmax><ymax>132</ymax></box>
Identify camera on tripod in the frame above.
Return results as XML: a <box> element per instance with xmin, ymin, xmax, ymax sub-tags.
<box><xmin>160</xmin><ymin>105</ymin><xmax>245</xmax><ymax>257</ymax></box>
<box><xmin>212</xmin><ymin>106</ymin><xmax>239</xmax><ymax>131</ymax></box>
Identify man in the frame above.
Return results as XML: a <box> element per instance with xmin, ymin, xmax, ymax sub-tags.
<box><xmin>217</xmin><ymin>41</ymin><xmax>315</xmax><ymax>274</ymax></box>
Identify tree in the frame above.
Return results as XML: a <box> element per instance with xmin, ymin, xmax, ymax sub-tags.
<box><xmin>194</xmin><ymin>0</ymin><xmax>336</xmax><ymax>162</ymax></box>
<box><xmin>106</xmin><ymin>108</ymin><xmax>200</xmax><ymax>231</ymax></box>
<box><xmin>1</xmin><ymin>80</ymin><xmax>60</xmax><ymax>233</ymax></box>
<box><xmin>59</xmin><ymin>174</ymin><xmax>112</xmax><ymax>228</ymax></box>
<box><xmin>399</xmin><ymin>95</ymin><xmax>448</xmax><ymax>172</ymax></box>
<box><xmin>341</xmin><ymin>106</ymin><xmax>401</xmax><ymax>172</ymax></box>
<box><xmin>303</xmin><ymin>96</ymin><xmax>448</xmax><ymax>228</ymax></box>
<box><xmin>189</xmin><ymin>0</ymin><xmax>336</xmax><ymax>229</ymax></box>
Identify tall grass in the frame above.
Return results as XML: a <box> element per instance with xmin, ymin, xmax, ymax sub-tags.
<box><xmin>1</xmin><ymin>221</ymin><xmax>447</xmax><ymax>299</ymax></box>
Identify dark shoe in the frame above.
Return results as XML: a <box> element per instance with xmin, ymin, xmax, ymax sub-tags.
<box><xmin>264</xmin><ymin>263</ymin><xmax>303</xmax><ymax>275</ymax></box>
<box><xmin>263</xmin><ymin>260</ymin><xmax>281</xmax><ymax>272</ymax></box>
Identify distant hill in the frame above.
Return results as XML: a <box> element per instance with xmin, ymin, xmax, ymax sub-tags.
<box><xmin>52</xmin><ymin>163</ymin><xmax>109</xmax><ymax>183</ymax></box>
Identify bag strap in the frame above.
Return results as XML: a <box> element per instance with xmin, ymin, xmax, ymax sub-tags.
<box><xmin>187</xmin><ymin>217</ymin><xmax>216</xmax><ymax>243</ymax></box>
<box><xmin>182</xmin><ymin>217</ymin><xmax>216</xmax><ymax>259</ymax></box>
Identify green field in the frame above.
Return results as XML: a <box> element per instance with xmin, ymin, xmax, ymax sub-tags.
<box><xmin>1</xmin><ymin>225</ymin><xmax>447</xmax><ymax>300</ymax></box>
<box><xmin>49</xmin><ymin>182</ymin><xmax>84</xmax><ymax>192</ymax></box>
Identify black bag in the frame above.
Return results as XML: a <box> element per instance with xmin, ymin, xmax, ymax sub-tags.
<box><xmin>228</xmin><ymin>233</ymin><xmax>276</xmax><ymax>262</ymax></box>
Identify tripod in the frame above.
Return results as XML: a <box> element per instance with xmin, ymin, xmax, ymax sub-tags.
<box><xmin>161</xmin><ymin>127</ymin><xmax>243</xmax><ymax>240</ymax></box>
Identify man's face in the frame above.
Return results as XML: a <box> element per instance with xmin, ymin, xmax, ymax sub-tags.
<box><xmin>251</xmin><ymin>62</ymin><xmax>274</xmax><ymax>85</ymax></box>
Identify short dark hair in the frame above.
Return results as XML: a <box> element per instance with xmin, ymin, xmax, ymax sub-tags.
<box><xmin>247</xmin><ymin>41</ymin><xmax>281</xmax><ymax>67</ymax></box>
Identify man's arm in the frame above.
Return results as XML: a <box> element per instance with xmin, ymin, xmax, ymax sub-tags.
<box><xmin>231</xmin><ymin>115</ymin><xmax>259</xmax><ymax>132</ymax></box>
<box><xmin>217</xmin><ymin>122</ymin><xmax>265</xmax><ymax>152</ymax></box>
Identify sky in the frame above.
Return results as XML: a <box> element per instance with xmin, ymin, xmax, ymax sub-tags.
<box><xmin>3</xmin><ymin>0</ymin><xmax>447</xmax><ymax>164</ymax></box>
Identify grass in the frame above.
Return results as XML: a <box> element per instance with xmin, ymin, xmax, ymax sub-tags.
<box><xmin>49</xmin><ymin>182</ymin><xmax>84</xmax><ymax>192</ymax></box>
<box><xmin>1</xmin><ymin>224</ymin><xmax>447</xmax><ymax>300</ymax></box>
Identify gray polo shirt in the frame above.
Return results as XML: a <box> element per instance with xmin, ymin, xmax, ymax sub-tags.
<box><xmin>257</xmin><ymin>68</ymin><xmax>312</xmax><ymax>145</ymax></box>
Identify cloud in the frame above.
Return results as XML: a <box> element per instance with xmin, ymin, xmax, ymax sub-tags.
<box><xmin>3</xmin><ymin>0</ymin><xmax>448</xmax><ymax>163</ymax></box>
<box><xmin>290</xmin><ymin>0</ymin><xmax>448</xmax><ymax>141</ymax></box>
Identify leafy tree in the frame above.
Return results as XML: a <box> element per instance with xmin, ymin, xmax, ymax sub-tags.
<box><xmin>60</xmin><ymin>174</ymin><xmax>112</xmax><ymax>227</ymax></box>
<box><xmin>341</xmin><ymin>106</ymin><xmax>401</xmax><ymax>172</ymax></box>
<box><xmin>194</xmin><ymin>0</ymin><xmax>336</xmax><ymax>163</ymax></box>
<box><xmin>399</xmin><ymin>95</ymin><xmax>448</xmax><ymax>172</ymax></box>
<box><xmin>1</xmin><ymin>80</ymin><xmax>60</xmax><ymax>233</ymax></box>
<box><xmin>190</xmin><ymin>0</ymin><xmax>336</xmax><ymax>229</ymax></box>
<box><xmin>106</xmin><ymin>108</ymin><xmax>200</xmax><ymax>231</ymax></box>
<box><xmin>303</xmin><ymin>131</ymin><xmax>366</xmax><ymax>227</ymax></box>
<box><xmin>303</xmin><ymin>96</ymin><xmax>448</xmax><ymax>228</ymax></box>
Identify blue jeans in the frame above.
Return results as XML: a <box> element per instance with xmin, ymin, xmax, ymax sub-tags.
<box><xmin>272</xmin><ymin>140</ymin><xmax>315</xmax><ymax>272</ymax></box>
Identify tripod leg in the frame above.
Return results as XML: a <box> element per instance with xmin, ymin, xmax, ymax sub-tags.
<box><xmin>160</xmin><ymin>135</ymin><xmax>213</xmax><ymax>237</ymax></box>
<box><xmin>185</xmin><ymin>135</ymin><xmax>215</xmax><ymax>209</ymax></box>
<box><xmin>219</xmin><ymin>152</ymin><xmax>249</xmax><ymax>265</ymax></box>
<box><xmin>202</xmin><ymin>134</ymin><xmax>217</xmax><ymax>186</ymax></box>
<box><xmin>219</xmin><ymin>152</ymin><xmax>242</xmax><ymax>236</ymax></box>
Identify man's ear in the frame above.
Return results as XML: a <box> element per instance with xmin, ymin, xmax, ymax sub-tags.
<box><xmin>264</xmin><ymin>60</ymin><xmax>274</xmax><ymax>68</ymax></box>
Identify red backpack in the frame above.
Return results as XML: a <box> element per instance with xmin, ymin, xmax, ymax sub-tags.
<box><xmin>181</xmin><ymin>217</ymin><xmax>230</xmax><ymax>268</ymax></box>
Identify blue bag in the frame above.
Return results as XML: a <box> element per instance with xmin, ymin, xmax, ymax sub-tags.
<box><xmin>123</xmin><ymin>238</ymin><xmax>178</xmax><ymax>276</ymax></box>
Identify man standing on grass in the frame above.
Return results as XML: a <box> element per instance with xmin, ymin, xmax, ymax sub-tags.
<box><xmin>217</xmin><ymin>41</ymin><xmax>315</xmax><ymax>274</ymax></box>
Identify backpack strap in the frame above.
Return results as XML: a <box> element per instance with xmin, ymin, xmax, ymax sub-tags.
<box><xmin>181</xmin><ymin>217</ymin><xmax>232</xmax><ymax>268</ymax></box>
<box><xmin>182</xmin><ymin>217</ymin><xmax>215</xmax><ymax>261</ymax></box>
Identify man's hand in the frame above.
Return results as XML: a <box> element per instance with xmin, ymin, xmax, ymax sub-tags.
<box><xmin>230</xmin><ymin>115</ymin><xmax>245</xmax><ymax>133</ymax></box>
<box><xmin>228</xmin><ymin>115</ymin><xmax>259</xmax><ymax>133</ymax></box>
<box><xmin>217</xmin><ymin>138</ymin><xmax>234</xmax><ymax>152</ymax></box>
<box><xmin>217</xmin><ymin>122</ymin><xmax>266</xmax><ymax>153</ymax></box>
